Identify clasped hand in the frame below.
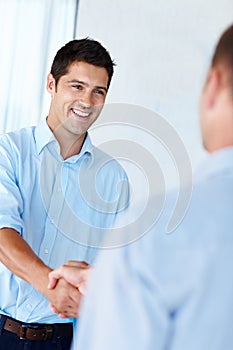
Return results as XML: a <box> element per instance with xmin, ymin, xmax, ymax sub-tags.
<box><xmin>47</xmin><ymin>260</ymin><xmax>92</xmax><ymax>318</ymax></box>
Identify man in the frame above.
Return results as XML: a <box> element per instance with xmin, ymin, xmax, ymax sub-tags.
<box><xmin>50</xmin><ymin>24</ymin><xmax>233</xmax><ymax>349</ymax></box>
<box><xmin>0</xmin><ymin>38</ymin><xmax>129</xmax><ymax>350</ymax></box>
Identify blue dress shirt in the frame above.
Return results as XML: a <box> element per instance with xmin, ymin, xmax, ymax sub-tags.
<box><xmin>0</xmin><ymin>117</ymin><xmax>129</xmax><ymax>323</ymax></box>
<box><xmin>74</xmin><ymin>147</ymin><xmax>233</xmax><ymax>349</ymax></box>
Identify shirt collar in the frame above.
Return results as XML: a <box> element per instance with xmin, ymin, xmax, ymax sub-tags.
<box><xmin>195</xmin><ymin>146</ymin><xmax>233</xmax><ymax>182</ymax></box>
<box><xmin>35</xmin><ymin>117</ymin><xmax>55</xmax><ymax>155</ymax></box>
<box><xmin>34</xmin><ymin>117</ymin><xmax>94</xmax><ymax>161</ymax></box>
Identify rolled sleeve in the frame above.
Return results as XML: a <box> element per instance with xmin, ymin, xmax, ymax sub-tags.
<box><xmin>0</xmin><ymin>136</ymin><xmax>24</xmax><ymax>234</ymax></box>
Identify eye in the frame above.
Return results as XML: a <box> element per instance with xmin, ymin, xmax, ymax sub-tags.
<box><xmin>72</xmin><ymin>84</ymin><xmax>83</xmax><ymax>90</ymax></box>
<box><xmin>94</xmin><ymin>89</ymin><xmax>105</xmax><ymax>96</ymax></box>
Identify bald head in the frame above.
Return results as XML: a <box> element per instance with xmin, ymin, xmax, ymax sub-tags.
<box><xmin>200</xmin><ymin>23</ymin><xmax>233</xmax><ymax>153</ymax></box>
<box><xmin>211</xmin><ymin>24</ymin><xmax>233</xmax><ymax>92</ymax></box>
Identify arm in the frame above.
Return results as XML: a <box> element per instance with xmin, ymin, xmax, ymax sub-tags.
<box><xmin>0</xmin><ymin>228</ymin><xmax>81</xmax><ymax>318</ymax></box>
<box><xmin>73</xmin><ymin>246</ymin><xmax>167</xmax><ymax>350</ymax></box>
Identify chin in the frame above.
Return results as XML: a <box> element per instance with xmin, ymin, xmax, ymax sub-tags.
<box><xmin>69</xmin><ymin>128</ymin><xmax>87</xmax><ymax>137</ymax></box>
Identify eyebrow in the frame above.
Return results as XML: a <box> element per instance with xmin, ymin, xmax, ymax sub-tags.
<box><xmin>67</xmin><ymin>80</ymin><xmax>108</xmax><ymax>92</ymax></box>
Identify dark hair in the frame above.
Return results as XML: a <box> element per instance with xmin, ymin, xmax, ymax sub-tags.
<box><xmin>50</xmin><ymin>38</ymin><xmax>115</xmax><ymax>89</ymax></box>
<box><xmin>212</xmin><ymin>24</ymin><xmax>233</xmax><ymax>89</ymax></box>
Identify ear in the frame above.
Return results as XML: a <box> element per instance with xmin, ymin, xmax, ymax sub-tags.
<box><xmin>46</xmin><ymin>73</ymin><xmax>56</xmax><ymax>94</ymax></box>
<box><xmin>204</xmin><ymin>68</ymin><xmax>221</xmax><ymax>109</ymax></box>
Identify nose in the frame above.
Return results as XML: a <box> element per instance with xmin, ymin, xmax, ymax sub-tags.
<box><xmin>79</xmin><ymin>90</ymin><xmax>92</xmax><ymax>109</ymax></box>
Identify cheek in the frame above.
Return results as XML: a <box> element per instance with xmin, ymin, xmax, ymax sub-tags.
<box><xmin>96</xmin><ymin>98</ymin><xmax>105</xmax><ymax>107</ymax></box>
<box><xmin>93</xmin><ymin>96</ymin><xmax>106</xmax><ymax>108</ymax></box>
<box><xmin>199</xmin><ymin>93</ymin><xmax>208</xmax><ymax>129</ymax></box>
<box><xmin>94</xmin><ymin>104</ymin><xmax>104</xmax><ymax>117</ymax></box>
<box><xmin>63</xmin><ymin>92</ymin><xmax>75</xmax><ymax>103</ymax></box>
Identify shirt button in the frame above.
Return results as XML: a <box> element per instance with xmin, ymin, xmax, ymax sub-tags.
<box><xmin>27</xmin><ymin>303</ymin><xmax>32</xmax><ymax>309</ymax></box>
<box><xmin>44</xmin><ymin>249</ymin><xmax>49</xmax><ymax>254</ymax></box>
<box><xmin>57</xmin><ymin>187</ymin><xmax>62</xmax><ymax>193</ymax></box>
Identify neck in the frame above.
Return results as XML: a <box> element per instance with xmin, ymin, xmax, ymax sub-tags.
<box><xmin>46</xmin><ymin>119</ymin><xmax>86</xmax><ymax>159</ymax></box>
<box><xmin>56</xmin><ymin>131</ymin><xmax>86</xmax><ymax>160</ymax></box>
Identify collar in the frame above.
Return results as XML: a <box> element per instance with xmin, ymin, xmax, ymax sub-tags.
<box><xmin>195</xmin><ymin>146</ymin><xmax>233</xmax><ymax>182</ymax></box>
<box><xmin>34</xmin><ymin>117</ymin><xmax>94</xmax><ymax>161</ymax></box>
<box><xmin>35</xmin><ymin>117</ymin><xmax>56</xmax><ymax>155</ymax></box>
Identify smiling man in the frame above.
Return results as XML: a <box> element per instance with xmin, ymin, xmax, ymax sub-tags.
<box><xmin>0</xmin><ymin>39</ymin><xmax>129</xmax><ymax>350</ymax></box>
<box><xmin>47</xmin><ymin>60</ymin><xmax>109</xmax><ymax>159</ymax></box>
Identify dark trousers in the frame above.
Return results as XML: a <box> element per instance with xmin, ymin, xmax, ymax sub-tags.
<box><xmin>0</xmin><ymin>315</ymin><xmax>72</xmax><ymax>350</ymax></box>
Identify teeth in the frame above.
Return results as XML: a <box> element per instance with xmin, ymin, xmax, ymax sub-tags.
<box><xmin>73</xmin><ymin>109</ymin><xmax>89</xmax><ymax>117</ymax></box>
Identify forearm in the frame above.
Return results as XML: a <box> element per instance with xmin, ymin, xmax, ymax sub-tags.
<box><xmin>0</xmin><ymin>228</ymin><xmax>81</xmax><ymax>317</ymax></box>
<box><xmin>0</xmin><ymin>228</ymin><xmax>51</xmax><ymax>294</ymax></box>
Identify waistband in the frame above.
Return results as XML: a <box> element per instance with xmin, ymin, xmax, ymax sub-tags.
<box><xmin>0</xmin><ymin>314</ymin><xmax>73</xmax><ymax>341</ymax></box>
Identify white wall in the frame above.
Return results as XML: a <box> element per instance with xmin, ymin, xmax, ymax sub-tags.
<box><xmin>76</xmin><ymin>0</ymin><xmax>232</xmax><ymax>191</ymax></box>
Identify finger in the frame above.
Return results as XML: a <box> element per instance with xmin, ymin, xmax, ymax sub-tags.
<box><xmin>58</xmin><ymin>311</ymin><xmax>79</xmax><ymax>318</ymax></box>
<box><xmin>57</xmin><ymin>307</ymin><xmax>79</xmax><ymax>319</ymax></box>
<box><xmin>48</xmin><ymin>263</ymin><xmax>89</xmax><ymax>289</ymax></box>
<box><xmin>49</xmin><ymin>303</ymin><xmax>59</xmax><ymax>314</ymax></box>
<box><xmin>47</xmin><ymin>276</ymin><xmax>59</xmax><ymax>289</ymax></box>
<box><xmin>65</xmin><ymin>260</ymin><xmax>90</xmax><ymax>268</ymax></box>
<box><xmin>60</xmin><ymin>267</ymin><xmax>90</xmax><ymax>289</ymax></box>
<box><xmin>50</xmin><ymin>303</ymin><xmax>78</xmax><ymax>319</ymax></box>
<box><xmin>48</xmin><ymin>268</ymin><xmax>64</xmax><ymax>289</ymax></box>
<box><xmin>79</xmin><ymin>282</ymin><xmax>89</xmax><ymax>295</ymax></box>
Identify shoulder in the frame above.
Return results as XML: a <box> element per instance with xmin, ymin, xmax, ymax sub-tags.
<box><xmin>91</xmin><ymin>146</ymin><xmax>128</xmax><ymax>179</ymax></box>
<box><xmin>0</xmin><ymin>126</ymin><xmax>36</xmax><ymax>164</ymax></box>
<box><xmin>0</xmin><ymin>126</ymin><xmax>36</xmax><ymax>148</ymax></box>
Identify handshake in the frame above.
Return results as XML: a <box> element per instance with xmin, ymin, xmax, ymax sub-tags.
<box><xmin>46</xmin><ymin>260</ymin><xmax>92</xmax><ymax>319</ymax></box>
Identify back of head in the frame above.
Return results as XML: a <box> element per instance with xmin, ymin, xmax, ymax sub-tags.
<box><xmin>200</xmin><ymin>24</ymin><xmax>233</xmax><ymax>153</ymax></box>
<box><xmin>50</xmin><ymin>38</ymin><xmax>115</xmax><ymax>89</ymax></box>
<box><xmin>211</xmin><ymin>24</ymin><xmax>233</xmax><ymax>93</ymax></box>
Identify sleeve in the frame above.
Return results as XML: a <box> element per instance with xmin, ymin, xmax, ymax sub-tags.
<box><xmin>73</xmin><ymin>243</ymin><xmax>169</xmax><ymax>350</ymax></box>
<box><xmin>0</xmin><ymin>135</ymin><xmax>24</xmax><ymax>234</ymax></box>
<box><xmin>73</xmin><ymin>176</ymin><xmax>233</xmax><ymax>350</ymax></box>
<box><xmin>115</xmin><ymin>164</ymin><xmax>130</xmax><ymax>214</ymax></box>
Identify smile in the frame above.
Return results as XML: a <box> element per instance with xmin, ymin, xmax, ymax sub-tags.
<box><xmin>71</xmin><ymin>108</ymin><xmax>91</xmax><ymax>118</ymax></box>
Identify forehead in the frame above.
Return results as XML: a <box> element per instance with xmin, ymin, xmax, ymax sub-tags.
<box><xmin>63</xmin><ymin>61</ymin><xmax>109</xmax><ymax>86</ymax></box>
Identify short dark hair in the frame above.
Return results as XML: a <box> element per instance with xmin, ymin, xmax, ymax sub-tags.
<box><xmin>211</xmin><ymin>24</ymin><xmax>233</xmax><ymax>90</ymax></box>
<box><xmin>50</xmin><ymin>38</ymin><xmax>115</xmax><ymax>89</ymax></box>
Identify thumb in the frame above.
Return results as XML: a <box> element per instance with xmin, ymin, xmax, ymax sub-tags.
<box><xmin>48</xmin><ymin>269</ymin><xmax>63</xmax><ymax>289</ymax></box>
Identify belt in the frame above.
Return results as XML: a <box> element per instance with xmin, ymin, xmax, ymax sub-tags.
<box><xmin>0</xmin><ymin>314</ymin><xmax>73</xmax><ymax>341</ymax></box>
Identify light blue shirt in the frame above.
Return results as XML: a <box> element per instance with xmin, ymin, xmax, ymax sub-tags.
<box><xmin>75</xmin><ymin>147</ymin><xmax>233</xmax><ymax>350</ymax></box>
<box><xmin>0</xmin><ymin>117</ymin><xmax>129</xmax><ymax>323</ymax></box>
